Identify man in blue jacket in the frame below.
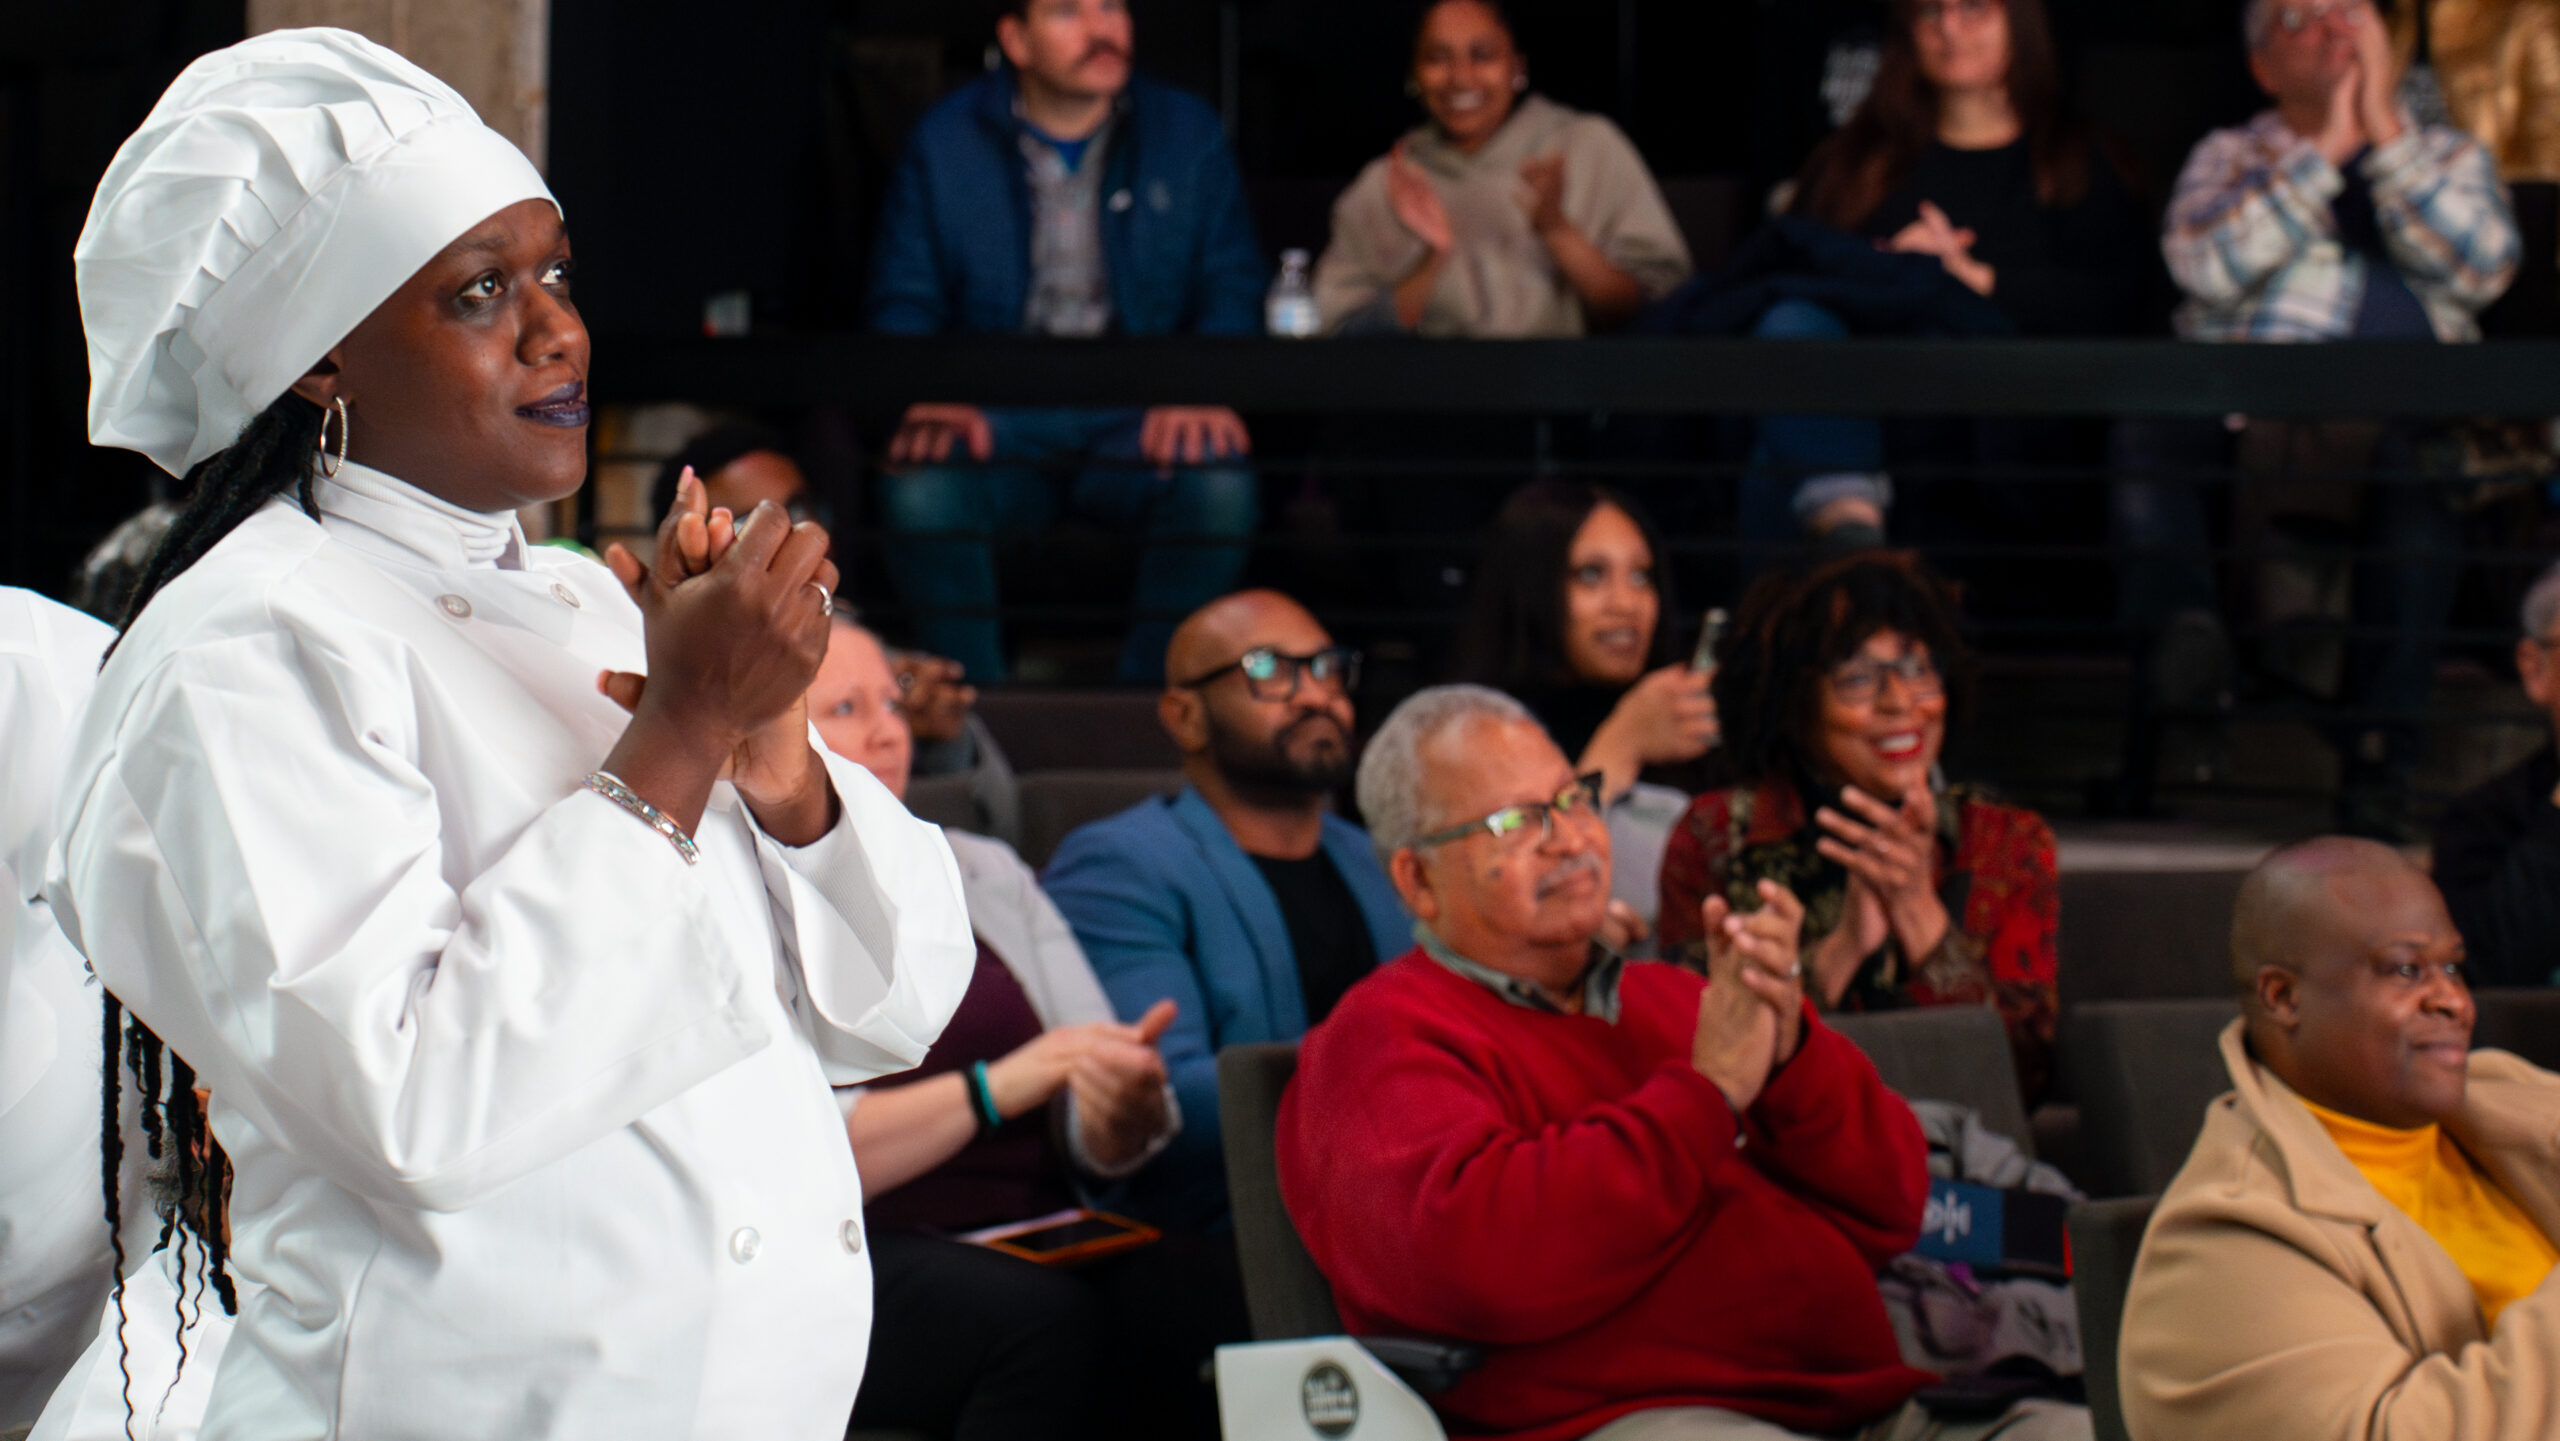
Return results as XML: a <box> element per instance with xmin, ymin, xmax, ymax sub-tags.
<box><xmin>1046</xmin><ymin>590</ymin><xmax>1408</xmax><ymax>1231</ymax></box>
<box><xmin>865</xmin><ymin>0</ymin><xmax>1267</xmax><ymax>685</ymax></box>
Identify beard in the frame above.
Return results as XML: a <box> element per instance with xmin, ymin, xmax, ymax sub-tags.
<box><xmin>1208</xmin><ymin>708</ymin><xmax>1351</xmax><ymax>798</ymax></box>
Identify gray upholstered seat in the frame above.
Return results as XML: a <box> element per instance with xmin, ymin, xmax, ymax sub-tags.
<box><xmin>1828</xmin><ymin>1004</ymin><xmax>2033</xmax><ymax>1158</ymax></box>
<box><xmin>2067</xmin><ymin>1194</ymin><xmax>2159</xmax><ymax>1441</ymax></box>
<box><xmin>2064</xmin><ymin>999</ymin><xmax>2240</xmax><ymax>1198</ymax></box>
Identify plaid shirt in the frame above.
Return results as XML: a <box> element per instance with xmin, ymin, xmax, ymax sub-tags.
<box><xmin>2164</xmin><ymin>109</ymin><xmax>2518</xmax><ymax>342</ymax></box>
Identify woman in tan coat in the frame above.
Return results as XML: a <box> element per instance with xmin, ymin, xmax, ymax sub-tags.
<box><xmin>2120</xmin><ymin>838</ymin><xmax>2560</xmax><ymax>1441</ymax></box>
<box><xmin>1313</xmin><ymin>0</ymin><xmax>1690</xmax><ymax>336</ymax></box>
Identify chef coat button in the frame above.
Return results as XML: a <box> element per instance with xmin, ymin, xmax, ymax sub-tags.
<box><xmin>436</xmin><ymin>594</ymin><xmax>472</xmax><ymax>620</ymax></box>
<box><xmin>728</xmin><ymin>1227</ymin><xmax>761</xmax><ymax>1264</ymax></box>
<box><xmin>840</xmin><ymin>1219</ymin><xmax>865</xmax><ymax>1255</ymax></box>
<box><xmin>550</xmin><ymin>581</ymin><xmax>581</xmax><ymax>608</ymax></box>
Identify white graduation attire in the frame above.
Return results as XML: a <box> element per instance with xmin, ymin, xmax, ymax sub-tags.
<box><xmin>55</xmin><ymin>27</ymin><xmax>975</xmax><ymax>1441</ymax></box>
<box><xmin>28</xmin><ymin>1244</ymin><xmax>237</xmax><ymax>1441</ymax></box>
<box><xmin>0</xmin><ymin>588</ymin><xmax>123</xmax><ymax>1428</ymax></box>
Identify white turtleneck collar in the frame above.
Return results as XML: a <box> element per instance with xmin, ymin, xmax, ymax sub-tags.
<box><xmin>314</xmin><ymin>460</ymin><xmax>527</xmax><ymax>572</ymax></box>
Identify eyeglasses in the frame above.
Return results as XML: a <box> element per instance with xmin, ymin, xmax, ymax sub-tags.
<box><xmin>2272</xmin><ymin>0</ymin><xmax>2365</xmax><ymax>33</ymax></box>
<box><xmin>1178</xmin><ymin>645</ymin><xmax>1361</xmax><ymax>703</ymax></box>
<box><xmin>1827</xmin><ymin>652</ymin><xmax>1943</xmax><ymax>706</ymax></box>
<box><xmin>1413</xmin><ymin>772</ymin><xmax>1606</xmax><ymax>851</ymax></box>
<box><xmin>1913</xmin><ymin>0</ymin><xmax>1998</xmax><ymax>23</ymax></box>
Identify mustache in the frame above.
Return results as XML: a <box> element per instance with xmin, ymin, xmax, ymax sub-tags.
<box><xmin>1277</xmin><ymin>710</ymin><xmax>1348</xmax><ymax>749</ymax></box>
<box><xmin>1079</xmin><ymin>40</ymin><xmax>1127</xmax><ymax>65</ymax></box>
<box><xmin>1535</xmin><ymin>850</ymin><xmax>1603</xmax><ymax>898</ymax></box>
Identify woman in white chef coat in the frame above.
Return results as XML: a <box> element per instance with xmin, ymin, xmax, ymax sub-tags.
<box><xmin>50</xmin><ymin>28</ymin><xmax>973</xmax><ymax>1441</ymax></box>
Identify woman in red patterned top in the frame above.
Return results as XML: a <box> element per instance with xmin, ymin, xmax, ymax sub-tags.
<box><xmin>1658</xmin><ymin>552</ymin><xmax>2059</xmax><ymax>1101</ymax></box>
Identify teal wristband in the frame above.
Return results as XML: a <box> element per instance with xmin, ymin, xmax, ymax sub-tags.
<box><xmin>965</xmin><ymin>1061</ymin><xmax>1002</xmax><ymax>1130</ymax></box>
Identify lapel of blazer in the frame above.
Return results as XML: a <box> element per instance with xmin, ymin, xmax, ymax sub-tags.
<box><xmin>1170</xmin><ymin>786</ymin><xmax>1307</xmax><ymax>1038</ymax></box>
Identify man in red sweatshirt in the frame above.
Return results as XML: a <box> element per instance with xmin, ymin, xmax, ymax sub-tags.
<box><xmin>1280</xmin><ymin>685</ymin><xmax>2057</xmax><ymax>1441</ymax></box>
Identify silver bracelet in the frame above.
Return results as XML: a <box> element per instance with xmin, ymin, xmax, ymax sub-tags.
<box><xmin>582</xmin><ymin>770</ymin><xmax>700</xmax><ymax>866</ymax></box>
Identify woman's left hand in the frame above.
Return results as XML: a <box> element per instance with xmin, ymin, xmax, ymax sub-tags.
<box><xmin>602</xmin><ymin>469</ymin><xmax>839</xmax><ymax>843</ymax></box>
<box><xmin>1518</xmin><ymin>152</ymin><xmax>1570</xmax><ymax>238</ymax></box>
<box><xmin>1069</xmin><ymin>1000</ymin><xmax>1178</xmax><ymax>1171</ymax></box>
<box><xmin>1813</xmin><ymin>783</ymin><xmax>1951</xmax><ymax>961</ymax></box>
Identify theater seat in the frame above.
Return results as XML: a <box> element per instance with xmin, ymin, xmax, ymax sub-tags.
<box><xmin>2473</xmin><ymin>987</ymin><xmax>2560</xmax><ymax>1072</ymax></box>
<box><xmin>1217</xmin><ymin>1042</ymin><xmax>1483</xmax><ymax>1395</ymax></box>
<box><xmin>2067</xmin><ymin>1194</ymin><xmax>2160</xmax><ymax>1441</ymax></box>
<box><xmin>902</xmin><ymin>771</ymin><xmax>981</xmax><ymax>834</ymax></box>
<box><xmin>2057</xmin><ymin>869</ymin><xmax>2248</xmax><ymax>1008</ymax></box>
<box><xmin>973</xmin><ymin>689</ymin><xmax>1180</xmax><ymax>772</ymax></box>
<box><xmin>2065</xmin><ymin>999</ymin><xmax>2239</xmax><ymax>1198</ymax></box>
<box><xmin>1016</xmin><ymin>768</ymin><xmax>1184</xmax><ymax>869</ymax></box>
<box><xmin>1828</xmin><ymin>1005</ymin><xmax>2033</xmax><ymax>1158</ymax></box>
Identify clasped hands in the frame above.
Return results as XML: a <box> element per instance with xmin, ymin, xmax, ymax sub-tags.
<box><xmin>1689</xmin><ymin>880</ymin><xmax>1809</xmax><ymax>1114</ymax></box>
<box><xmin>2311</xmin><ymin>4</ymin><xmax>2406</xmax><ymax>164</ymax></box>
<box><xmin>1806</xmin><ymin>783</ymin><xmax>1951</xmax><ymax>1005</ymax></box>
<box><xmin>1883</xmin><ymin>200</ymin><xmax>1995</xmax><ymax>297</ymax></box>
<box><xmin>597</xmin><ymin>466</ymin><xmax>841</xmax><ymax>846</ymax></box>
<box><xmin>988</xmin><ymin>998</ymin><xmax>1180</xmax><ymax>1171</ymax></box>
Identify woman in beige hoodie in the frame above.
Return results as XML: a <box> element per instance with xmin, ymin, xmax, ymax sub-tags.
<box><xmin>1313</xmin><ymin>0</ymin><xmax>1691</xmax><ymax>337</ymax></box>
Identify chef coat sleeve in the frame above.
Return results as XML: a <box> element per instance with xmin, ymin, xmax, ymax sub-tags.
<box><xmin>740</xmin><ymin>744</ymin><xmax>975</xmax><ymax>1085</ymax></box>
<box><xmin>53</xmin><ymin>628</ymin><xmax>773</xmax><ymax>1214</ymax></box>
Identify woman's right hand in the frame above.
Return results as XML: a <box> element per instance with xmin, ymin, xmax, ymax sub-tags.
<box><xmin>984</xmin><ymin>1000</ymin><xmax>1178</xmax><ymax>1121</ymax></box>
<box><xmin>1387</xmin><ymin>142</ymin><xmax>1456</xmax><ymax>255</ymax></box>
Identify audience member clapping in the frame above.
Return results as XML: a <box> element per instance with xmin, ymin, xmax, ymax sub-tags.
<box><xmin>1282</xmin><ymin>685</ymin><xmax>2086</xmax><ymax>1441</ymax></box>
<box><xmin>1657</xmin><ymin>553</ymin><xmax>2060</xmax><ymax>1102</ymax></box>
<box><xmin>811</xmin><ymin>615</ymin><xmax>1207</xmax><ymax>1441</ymax></box>
<box><xmin>2121</xmin><ymin>837</ymin><xmax>2559</xmax><ymax>1441</ymax></box>
<box><xmin>1312</xmin><ymin>0</ymin><xmax>1690</xmax><ymax>336</ymax></box>
<box><xmin>1456</xmin><ymin>480</ymin><xmax>1719</xmax><ymax>933</ymax></box>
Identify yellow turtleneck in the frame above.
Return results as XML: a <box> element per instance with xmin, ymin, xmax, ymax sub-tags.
<box><xmin>2303</xmin><ymin>1096</ymin><xmax>2560</xmax><ymax>1330</ymax></box>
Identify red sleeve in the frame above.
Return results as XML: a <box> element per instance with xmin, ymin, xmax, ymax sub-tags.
<box><xmin>1656</xmin><ymin>791</ymin><xmax>1732</xmax><ymax>967</ymax></box>
<box><xmin>1739</xmin><ymin>1009</ymin><xmax>1930</xmax><ymax>1270</ymax></box>
<box><xmin>1280</xmin><ymin>983</ymin><xmax>1751</xmax><ymax>1348</ymax></box>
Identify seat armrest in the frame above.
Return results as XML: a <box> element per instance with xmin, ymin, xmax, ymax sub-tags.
<box><xmin>1355</xmin><ymin>1335</ymin><xmax>1484</xmax><ymax>1395</ymax></box>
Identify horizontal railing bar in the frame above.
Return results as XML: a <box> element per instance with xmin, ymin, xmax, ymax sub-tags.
<box><xmin>592</xmin><ymin>336</ymin><xmax>2560</xmax><ymax>418</ymax></box>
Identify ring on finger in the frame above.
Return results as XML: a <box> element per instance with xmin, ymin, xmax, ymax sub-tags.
<box><xmin>810</xmin><ymin>581</ymin><xmax>833</xmax><ymax>617</ymax></box>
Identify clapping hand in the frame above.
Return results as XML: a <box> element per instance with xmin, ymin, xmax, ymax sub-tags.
<box><xmin>1387</xmin><ymin>141</ymin><xmax>1456</xmax><ymax>254</ymax></box>
<box><xmin>1689</xmin><ymin>880</ymin><xmax>1808</xmax><ymax>1113</ymax></box>
<box><xmin>599</xmin><ymin>466</ymin><xmax>840</xmax><ymax>841</ymax></box>
<box><xmin>1518</xmin><ymin>151</ymin><xmax>1568</xmax><ymax>238</ymax></box>
<box><xmin>1814</xmin><ymin>784</ymin><xmax>1951</xmax><ymax>965</ymax></box>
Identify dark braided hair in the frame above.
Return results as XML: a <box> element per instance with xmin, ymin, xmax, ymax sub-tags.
<box><xmin>95</xmin><ymin>391</ymin><xmax>325</xmax><ymax>1365</ymax></box>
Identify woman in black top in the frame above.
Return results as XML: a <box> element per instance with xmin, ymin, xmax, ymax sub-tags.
<box><xmin>1749</xmin><ymin>0</ymin><xmax>2146</xmax><ymax>549</ymax></box>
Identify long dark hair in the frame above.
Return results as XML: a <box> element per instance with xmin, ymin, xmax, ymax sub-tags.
<box><xmin>1713</xmin><ymin>550</ymin><xmax>1974</xmax><ymax>785</ymax></box>
<box><xmin>1455</xmin><ymin>479</ymin><xmax>1679</xmax><ymax>693</ymax></box>
<box><xmin>1790</xmin><ymin>0</ymin><xmax>2088</xmax><ymax>231</ymax></box>
<box><xmin>91</xmin><ymin>392</ymin><xmax>326</xmax><ymax>1343</ymax></box>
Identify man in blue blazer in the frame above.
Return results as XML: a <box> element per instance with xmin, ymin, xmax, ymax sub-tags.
<box><xmin>864</xmin><ymin>0</ymin><xmax>1268</xmax><ymax>685</ymax></box>
<box><xmin>1047</xmin><ymin>591</ymin><xmax>1408</xmax><ymax>1231</ymax></box>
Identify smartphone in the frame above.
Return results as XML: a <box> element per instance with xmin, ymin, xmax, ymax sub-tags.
<box><xmin>1690</xmin><ymin>607</ymin><xmax>1729</xmax><ymax>675</ymax></box>
<box><xmin>958</xmin><ymin>1207</ymin><xmax>1161</xmax><ymax>1267</ymax></box>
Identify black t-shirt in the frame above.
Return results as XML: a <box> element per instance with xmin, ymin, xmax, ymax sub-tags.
<box><xmin>1251</xmin><ymin>849</ymin><xmax>1379</xmax><ymax>1026</ymax></box>
<box><xmin>1858</xmin><ymin>137</ymin><xmax>2146</xmax><ymax>336</ymax></box>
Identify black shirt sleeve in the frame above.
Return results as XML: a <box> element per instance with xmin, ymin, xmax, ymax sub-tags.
<box><xmin>2433</xmin><ymin>746</ymin><xmax>2560</xmax><ymax>988</ymax></box>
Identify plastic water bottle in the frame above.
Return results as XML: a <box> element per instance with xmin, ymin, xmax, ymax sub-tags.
<box><xmin>1266</xmin><ymin>249</ymin><xmax>1319</xmax><ymax>338</ymax></box>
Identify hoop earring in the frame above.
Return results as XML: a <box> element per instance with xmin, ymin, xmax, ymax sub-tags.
<box><xmin>318</xmin><ymin>396</ymin><xmax>348</xmax><ymax>479</ymax></box>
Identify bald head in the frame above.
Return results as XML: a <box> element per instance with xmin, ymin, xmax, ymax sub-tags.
<box><xmin>1166</xmin><ymin>589</ymin><xmax>1326</xmax><ymax>686</ymax></box>
<box><xmin>2230</xmin><ymin>836</ymin><xmax>2421</xmax><ymax>992</ymax></box>
<box><xmin>2232</xmin><ymin>835</ymin><xmax>2474</xmax><ymax>1129</ymax></box>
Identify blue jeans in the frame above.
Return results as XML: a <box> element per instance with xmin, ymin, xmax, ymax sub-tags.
<box><xmin>880</xmin><ymin>407</ymin><xmax>1259</xmax><ymax>684</ymax></box>
<box><xmin>1740</xmin><ymin>300</ymin><xmax>1889</xmax><ymax>551</ymax></box>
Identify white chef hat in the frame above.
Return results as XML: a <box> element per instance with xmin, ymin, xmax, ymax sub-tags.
<box><xmin>75</xmin><ymin>27</ymin><xmax>555</xmax><ymax>478</ymax></box>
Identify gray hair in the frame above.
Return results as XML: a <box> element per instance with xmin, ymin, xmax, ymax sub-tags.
<box><xmin>2523</xmin><ymin>559</ymin><xmax>2560</xmax><ymax>641</ymax></box>
<box><xmin>1355</xmin><ymin>684</ymin><xmax>1535</xmax><ymax>865</ymax></box>
<box><xmin>2242</xmin><ymin>0</ymin><xmax>2279</xmax><ymax>51</ymax></box>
